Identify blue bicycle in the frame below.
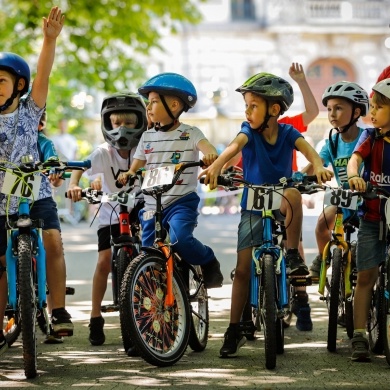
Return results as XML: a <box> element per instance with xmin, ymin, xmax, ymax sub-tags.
<box><xmin>1</xmin><ymin>155</ymin><xmax>90</xmax><ymax>379</ymax></box>
<box><xmin>205</xmin><ymin>170</ymin><xmax>313</xmax><ymax>369</ymax></box>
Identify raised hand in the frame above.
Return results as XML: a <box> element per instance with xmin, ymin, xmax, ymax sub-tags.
<box><xmin>42</xmin><ymin>6</ymin><xmax>65</xmax><ymax>40</ymax></box>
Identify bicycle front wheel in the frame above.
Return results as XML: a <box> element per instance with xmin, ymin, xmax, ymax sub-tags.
<box><xmin>328</xmin><ymin>248</ymin><xmax>342</xmax><ymax>352</ymax></box>
<box><xmin>187</xmin><ymin>265</ymin><xmax>209</xmax><ymax>352</ymax></box>
<box><xmin>260</xmin><ymin>254</ymin><xmax>277</xmax><ymax>369</ymax></box>
<box><xmin>120</xmin><ymin>252</ymin><xmax>190</xmax><ymax>367</ymax></box>
<box><xmin>18</xmin><ymin>234</ymin><xmax>37</xmax><ymax>379</ymax></box>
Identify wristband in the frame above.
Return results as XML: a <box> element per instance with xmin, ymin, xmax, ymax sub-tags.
<box><xmin>348</xmin><ymin>175</ymin><xmax>359</xmax><ymax>180</ymax></box>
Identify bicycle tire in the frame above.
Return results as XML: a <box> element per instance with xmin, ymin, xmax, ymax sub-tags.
<box><xmin>119</xmin><ymin>252</ymin><xmax>190</xmax><ymax>367</ymax></box>
<box><xmin>117</xmin><ymin>247</ymin><xmax>135</xmax><ymax>352</ymax></box>
<box><xmin>368</xmin><ymin>270</ymin><xmax>384</xmax><ymax>354</ymax></box>
<box><xmin>18</xmin><ymin>234</ymin><xmax>38</xmax><ymax>379</ymax></box>
<box><xmin>328</xmin><ymin>247</ymin><xmax>342</xmax><ymax>352</ymax></box>
<box><xmin>261</xmin><ymin>254</ymin><xmax>277</xmax><ymax>369</ymax></box>
<box><xmin>188</xmin><ymin>265</ymin><xmax>209</xmax><ymax>352</ymax></box>
<box><xmin>4</xmin><ymin>311</ymin><xmax>21</xmax><ymax>346</ymax></box>
<box><xmin>382</xmin><ymin>253</ymin><xmax>390</xmax><ymax>365</ymax></box>
<box><xmin>345</xmin><ymin>297</ymin><xmax>354</xmax><ymax>339</ymax></box>
<box><xmin>282</xmin><ymin>280</ymin><xmax>293</xmax><ymax>329</ymax></box>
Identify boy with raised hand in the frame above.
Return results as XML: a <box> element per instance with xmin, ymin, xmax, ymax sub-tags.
<box><xmin>199</xmin><ymin>73</ymin><xmax>332</xmax><ymax>357</ymax></box>
<box><xmin>0</xmin><ymin>6</ymin><xmax>67</xmax><ymax>355</ymax></box>
<box><xmin>118</xmin><ymin>72</ymin><xmax>224</xmax><ymax>289</ymax></box>
<box><xmin>347</xmin><ymin>78</ymin><xmax>390</xmax><ymax>362</ymax></box>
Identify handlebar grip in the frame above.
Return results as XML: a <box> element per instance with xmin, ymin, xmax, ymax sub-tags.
<box><xmin>65</xmin><ymin>160</ymin><xmax>91</xmax><ymax>169</ymax></box>
<box><xmin>61</xmin><ymin>172</ymin><xmax>71</xmax><ymax>179</ymax></box>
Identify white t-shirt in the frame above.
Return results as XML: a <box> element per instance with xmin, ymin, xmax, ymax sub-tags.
<box><xmin>84</xmin><ymin>143</ymin><xmax>137</xmax><ymax>228</ymax></box>
<box><xmin>133</xmin><ymin>123</ymin><xmax>206</xmax><ymax>210</ymax></box>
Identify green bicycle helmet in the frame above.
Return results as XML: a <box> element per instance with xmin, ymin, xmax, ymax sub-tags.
<box><xmin>236</xmin><ymin>72</ymin><xmax>294</xmax><ymax>113</ymax></box>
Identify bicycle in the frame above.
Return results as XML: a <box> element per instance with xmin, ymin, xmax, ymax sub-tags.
<box><xmin>316</xmin><ymin>185</ymin><xmax>360</xmax><ymax>352</ymax></box>
<box><xmin>202</xmin><ymin>170</ymin><xmax>313</xmax><ymax>369</ymax></box>
<box><xmin>66</xmin><ymin>180</ymin><xmax>142</xmax><ymax>353</ymax></box>
<box><xmin>359</xmin><ymin>183</ymin><xmax>390</xmax><ymax>359</ymax></box>
<box><xmin>119</xmin><ymin>161</ymin><xmax>209</xmax><ymax>367</ymax></box>
<box><xmin>1</xmin><ymin>155</ymin><xmax>90</xmax><ymax>378</ymax></box>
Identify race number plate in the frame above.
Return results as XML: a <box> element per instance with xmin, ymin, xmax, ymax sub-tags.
<box><xmin>142</xmin><ymin>166</ymin><xmax>175</xmax><ymax>190</ymax></box>
<box><xmin>101</xmin><ymin>192</ymin><xmax>136</xmax><ymax>207</ymax></box>
<box><xmin>323</xmin><ymin>188</ymin><xmax>358</xmax><ymax>210</ymax></box>
<box><xmin>1</xmin><ymin>170</ymin><xmax>42</xmax><ymax>200</ymax></box>
<box><xmin>246</xmin><ymin>186</ymin><xmax>283</xmax><ymax>211</ymax></box>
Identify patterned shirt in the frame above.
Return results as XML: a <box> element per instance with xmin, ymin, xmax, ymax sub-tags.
<box><xmin>133</xmin><ymin>123</ymin><xmax>206</xmax><ymax>210</ymax></box>
<box><xmin>0</xmin><ymin>96</ymin><xmax>50</xmax><ymax>215</ymax></box>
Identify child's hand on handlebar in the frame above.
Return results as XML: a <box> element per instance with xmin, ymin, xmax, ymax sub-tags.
<box><xmin>66</xmin><ymin>184</ymin><xmax>83</xmax><ymax>202</ymax></box>
<box><xmin>201</xmin><ymin>153</ymin><xmax>218</xmax><ymax>168</ymax></box>
<box><xmin>313</xmin><ymin>166</ymin><xmax>333</xmax><ymax>185</ymax></box>
<box><xmin>348</xmin><ymin>176</ymin><xmax>366</xmax><ymax>192</ymax></box>
<box><xmin>118</xmin><ymin>171</ymin><xmax>131</xmax><ymax>186</ymax></box>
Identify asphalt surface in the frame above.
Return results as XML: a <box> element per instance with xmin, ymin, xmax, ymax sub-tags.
<box><xmin>1</xmin><ymin>214</ymin><xmax>389</xmax><ymax>388</ymax></box>
<box><xmin>2</xmin><ymin>284</ymin><xmax>390</xmax><ymax>389</ymax></box>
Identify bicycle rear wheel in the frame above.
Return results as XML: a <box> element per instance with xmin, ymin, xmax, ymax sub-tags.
<box><xmin>328</xmin><ymin>248</ymin><xmax>342</xmax><ymax>352</ymax></box>
<box><xmin>18</xmin><ymin>234</ymin><xmax>37</xmax><ymax>379</ymax></box>
<box><xmin>120</xmin><ymin>252</ymin><xmax>190</xmax><ymax>367</ymax></box>
<box><xmin>187</xmin><ymin>265</ymin><xmax>209</xmax><ymax>352</ymax></box>
<box><xmin>260</xmin><ymin>254</ymin><xmax>277</xmax><ymax>369</ymax></box>
<box><xmin>368</xmin><ymin>268</ymin><xmax>384</xmax><ymax>354</ymax></box>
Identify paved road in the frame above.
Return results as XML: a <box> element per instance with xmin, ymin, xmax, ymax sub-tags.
<box><xmin>1</xmin><ymin>213</ymin><xmax>385</xmax><ymax>389</ymax></box>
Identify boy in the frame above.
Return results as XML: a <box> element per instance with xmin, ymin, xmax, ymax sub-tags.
<box><xmin>347</xmin><ymin>78</ymin><xmax>390</xmax><ymax>362</ymax></box>
<box><xmin>118</xmin><ymin>72</ymin><xmax>224</xmax><ymax>289</ymax></box>
<box><xmin>0</xmin><ymin>6</ymin><xmax>68</xmax><ymax>356</ymax></box>
<box><xmin>199</xmin><ymin>73</ymin><xmax>332</xmax><ymax>357</ymax></box>
<box><xmin>305</xmin><ymin>82</ymin><xmax>369</xmax><ymax>279</ymax></box>
<box><xmin>67</xmin><ymin>92</ymin><xmax>147</xmax><ymax>347</ymax></box>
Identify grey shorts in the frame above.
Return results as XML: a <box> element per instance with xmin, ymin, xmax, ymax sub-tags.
<box><xmin>356</xmin><ymin>218</ymin><xmax>387</xmax><ymax>272</ymax></box>
<box><xmin>237</xmin><ymin>210</ymin><xmax>285</xmax><ymax>252</ymax></box>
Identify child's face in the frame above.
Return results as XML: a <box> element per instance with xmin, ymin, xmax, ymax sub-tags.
<box><xmin>147</xmin><ymin>92</ymin><xmax>175</xmax><ymax>125</ymax></box>
<box><xmin>370</xmin><ymin>101</ymin><xmax>390</xmax><ymax>131</ymax></box>
<box><xmin>0</xmin><ymin>70</ymin><xmax>15</xmax><ymax>106</ymax></box>
<box><xmin>326</xmin><ymin>98</ymin><xmax>354</xmax><ymax>129</ymax></box>
<box><xmin>243</xmin><ymin>92</ymin><xmax>267</xmax><ymax>129</ymax></box>
<box><xmin>110</xmin><ymin>113</ymin><xmax>137</xmax><ymax>129</ymax></box>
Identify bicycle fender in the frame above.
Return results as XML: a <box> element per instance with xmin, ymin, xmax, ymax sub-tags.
<box><xmin>140</xmin><ymin>246</ymin><xmax>166</xmax><ymax>260</ymax></box>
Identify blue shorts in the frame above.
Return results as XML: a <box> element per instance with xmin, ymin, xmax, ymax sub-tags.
<box><xmin>0</xmin><ymin>197</ymin><xmax>60</xmax><ymax>256</ymax></box>
<box><xmin>237</xmin><ymin>210</ymin><xmax>285</xmax><ymax>252</ymax></box>
<box><xmin>356</xmin><ymin>218</ymin><xmax>387</xmax><ymax>272</ymax></box>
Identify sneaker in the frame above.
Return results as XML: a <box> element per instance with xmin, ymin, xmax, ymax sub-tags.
<box><xmin>220</xmin><ymin>326</ymin><xmax>246</xmax><ymax>357</ymax></box>
<box><xmin>309</xmin><ymin>254</ymin><xmax>322</xmax><ymax>279</ymax></box>
<box><xmin>351</xmin><ymin>332</ymin><xmax>370</xmax><ymax>362</ymax></box>
<box><xmin>89</xmin><ymin>316</ymin><xmax>105</xmax><ymax>346</ymax></box>
<box><xmin>292</xmin><ymin>292</ymin><xmax>313</xmax><ymax>331</ymax></box>
<box><xmin>51</xmin><ymin>308</ymin><xmax>74</xmax><ymax>336</ymax></box>
<box><xmin>286</xmin><ymin>250</ymin><xmax>309</xmax><ymax>276</ymax></box>
<box><xmin>44</xmin><ymin>326</ymin><xmax>64</xmax><ymax>344</ymax></box>
<box><xmin>201</xmin><ymin>257</ymin><xmax>224</xmax><ymax>289</ymax></box>
<box><xmin>0</xmin><ymin>336</ymin><xmax>9</xmax><ymax>356</ymax></box>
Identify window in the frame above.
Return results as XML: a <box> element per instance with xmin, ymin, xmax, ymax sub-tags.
<box><xmin>231</xmin><ymin>0</ymin><xmax>256</xmax><ymax>21</ymax></box>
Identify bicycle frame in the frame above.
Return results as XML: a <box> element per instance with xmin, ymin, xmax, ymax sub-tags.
<box><xmin>250</xmin><ymin>210</ymin><xmax>288</xmax><ymax>311</ymax></box>
<box><xmin>318</xmin><ymin>206</ymin><xmax>353</xmax><ymax>299</ymax></box>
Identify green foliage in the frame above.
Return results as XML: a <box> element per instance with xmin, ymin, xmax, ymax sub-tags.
<box><xmin>0</xmin><ymin>0</ymin><xmax>203</xmax><ymax>132</ymax></box>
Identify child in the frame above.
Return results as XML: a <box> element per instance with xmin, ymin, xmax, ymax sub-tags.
<box><xmin>347</xmin><ymin>78</ymin><xmax>390</xmax><ymax>362</ymax></box>
<box><xmin>118</xmin><ymin>72</ymin><xmax>224</xmax><ymax>290</ymax></box>
<box><xmin>67</xmin><ymin>92</ymin><xmax>147</xmax><ymax>347</ymax></box>
<box><xmin>0</xmin><ymin>7</ymin><xmax>68</xmax><ymax>356</ymax></box>
<box><xmin>305</xmin><ymin>82</ymin><xmax>369</xmax><ymax>279</ymax></box>
<box><xmin>199</xmin><ymin>73</ymin><xmax>333</xmax><ymax>357</ymax></box>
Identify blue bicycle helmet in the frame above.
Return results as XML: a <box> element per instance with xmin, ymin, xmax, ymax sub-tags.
<box><xmin>0</xmin><ymin>52</ymin><xmax>30</xmax><ymax>111</ymax></box>
<box><xmin>138</xmin><ymin>72</ymin><xmax>197</xmax><ymax>112</ymax></box>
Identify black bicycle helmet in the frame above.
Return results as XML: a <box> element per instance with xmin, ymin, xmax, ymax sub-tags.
<box><xmin>0</xmin><ymin>52</ymin><xmax>30</xmax><ymax>111</ymax></box>
<box><xmin>236</xmin><ymin>72</ymin><xmax>294</xmax><ymax>113</ymax></box>
<box><xmin>101</xmin><ymin>92</ymin><xmax>147</xmax><ymax>150</ymax></box>
<box><xmin>322</xmin><ymin>81</ymin><xmax>369</xmax><ymax>116</ymax></box>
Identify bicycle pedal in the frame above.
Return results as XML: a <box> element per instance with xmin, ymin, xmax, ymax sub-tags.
<box><xmin>53</xmin><ymin>329</ymin><xmax>73</xmax><ymax>337</ymax></box>
<box><xmin>289</xmin><ymin>276</ymin><xmax>312</xmax><ymax>287</ymax></box>
<box><xmin>101</xmin><ymin>304</ymin><xmax>119</xmax><ymax>313</ymax></box>
<box><xmin>66</xmin><ymin>287</ymin><xmax>75</xmax><ymax>295</ymax></box>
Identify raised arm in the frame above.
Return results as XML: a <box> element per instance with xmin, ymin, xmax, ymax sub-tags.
<box><xmin>31</xmin><ymin>6</ymin><xmax>65</xmax><ymax>108</ymax></box>
<box><xmin>289</xmin><ymin>63</ymin><xmax>319</xmax><ymax>126</ymax></box>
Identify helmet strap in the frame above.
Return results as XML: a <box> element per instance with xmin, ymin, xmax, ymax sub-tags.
<box><xmin>0</xmin><ymin>76</ymin><xmax>21</xmax><ymax>112</ymax></box>
<box><xmin>155</xmin><ymin>94</ymin><xmax>182</xmax><ymax>132</ymax></box>
<box><xmin>252</xmin><ymin>101</ymin><xmax>271</xmax><ymax>133</ymax></box>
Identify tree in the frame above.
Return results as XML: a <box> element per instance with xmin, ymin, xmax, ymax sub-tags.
<box><xmin>0</xmin><ymin>0</ymin><xmax>203</xmax><ymax>133</ymax></box>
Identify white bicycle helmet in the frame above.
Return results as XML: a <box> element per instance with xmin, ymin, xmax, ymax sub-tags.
<box><xmin>372</xmin><ymin>78</ymin><xmax>390</xmax><ymax>100</ymax></box>
<box><xmin>322</xmin><ymin>81</ymin><xmax>369</xmax><ymax>116</ymax></box>
<box><xmin>101</xmin><ymin>92</ymin><xmax>147</xmax><ymax>150</ymax></box>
